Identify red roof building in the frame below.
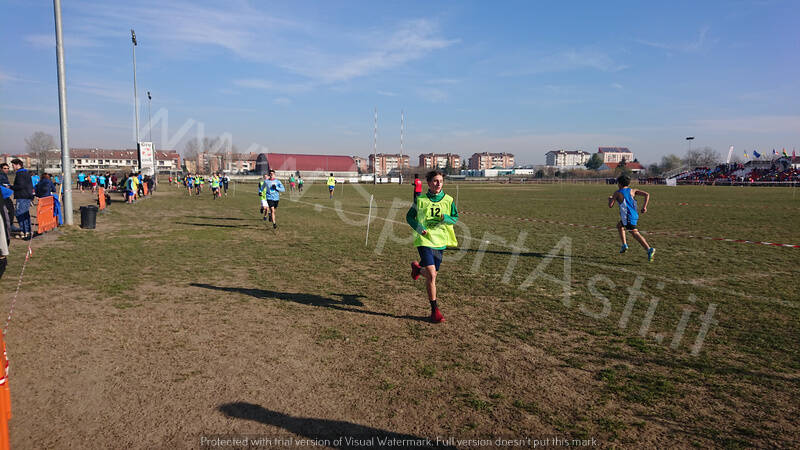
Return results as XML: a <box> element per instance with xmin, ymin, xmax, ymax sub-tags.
<box><xmin>255</xmin><ymin>153</ymin><xmax>358</xmax><ymax>177</ymax></box>
<box><xmin>599</xmin><ymin>161</ymin><xmax>645</xmax><ymax>173</ymax></box>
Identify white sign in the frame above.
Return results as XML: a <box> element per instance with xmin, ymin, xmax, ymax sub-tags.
<box><xmin>666</xmin><ymin>178</ymin><xmax>677</xmax><ymax>186</ymax></box>
<box><xmin>138</xmin><ymin>142</ymin><xmax>155</xmax><ymax>176</ymax></box>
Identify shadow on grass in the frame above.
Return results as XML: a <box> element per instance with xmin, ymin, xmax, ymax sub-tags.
<box><xmin>188</xmin><ymin>216</ymin><xmax>249</xmax><ymax>221</ymax></box>
<box><xmin>176</xmin><ymin>222</ymin><xmax>257</xmax><ymax>229</ymax></box>
<box><xmin>190</xmin><ymin>283</ymin><xmax>430</xmax><ymax>322</ymax></box>
<box><xmin>460</xmin><ymin>248</ymin><xmax>633</xmax><ymax>265</ymax></box>
<box><xmin>218</xmin><ymin>402</ymin><xmax>455</xmax><ymax>449</ymax></box>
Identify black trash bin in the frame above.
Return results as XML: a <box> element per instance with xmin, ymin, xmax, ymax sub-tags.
<box><xmin>80</xmin><ymin>205</ymin><xmax>98</xmax><ymax>229</ymax></box>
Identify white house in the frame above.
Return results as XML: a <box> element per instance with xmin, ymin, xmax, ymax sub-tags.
<box><xmin>545</xmin><ymin>150</ymin><xmax>591</xmax><ymax>168</ymax></box>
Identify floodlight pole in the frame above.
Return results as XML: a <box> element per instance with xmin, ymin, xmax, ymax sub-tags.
<box><xmin>53</xmin><ymin>0</ymin><xmax>73</xmax><ymax>225</ymax></box>
<box><xmin>131</xmin><ymin>29</ymin><xmax>140</xmax><ymax>148</ymax></box>
<box><xmin>373</xmin><ymin>107</ymin><xmax>377</xmax><ymax>184</ymax></box>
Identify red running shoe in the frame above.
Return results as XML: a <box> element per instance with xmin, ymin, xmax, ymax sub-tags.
<box><xmin>411</xmin><ymin>261</ymin><xmax>421</xmax><ymax>280</ymax></box>
<box><xmin>431</xmin><ymin>308</ymin><xmax>445</xmax><ymax>323</ymax></box>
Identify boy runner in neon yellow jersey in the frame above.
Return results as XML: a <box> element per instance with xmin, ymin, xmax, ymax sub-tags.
<box><xmin>407</xmin><ymin>169</ymin><xmax>458</xmax><ymax>323</ymax></box>
<box><xmin>327</xmin><ymin>173</ymin><xmax>336</xmax><ymax>199</ymax></box>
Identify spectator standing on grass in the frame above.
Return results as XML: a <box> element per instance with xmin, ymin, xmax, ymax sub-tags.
<box><xmin>297</xmin><ymin>175</ymin><xmax>304</xmax><ymax>192</ymax></box>
<box><xmin>412</xmin><ymin>173</ymin><xmax>422</xmax><ymax>203</ymax></box>
<box><xmin>0</xmin><ymin>164</ymin><xmax>15</xmax><ymax>231</ymax></box>
<box><xmin>0</xmin><ymin>184</ymin><xmax>9</xmax><ymax>279</ymax></box>
<box><xmin>0</xmin><ymin>183</ymin><xmax>12</xmax><ymax>262</ymax></box>
<box><xmin>10</xmin><ymin>158</ymin><xmax>34</xmax><ymax>240</ymax></box>
<box><xmin>77</xmin><ymin>171</ymin><xmax>85</xmax><ymax>192</ymax></box>
<box><xmin>35</xmin><ymin>173</ymin><xmax>56</xmax><ymax>198</ymax></box>
<box><xmin>125</xmin><ymin>173</ymin><xmax>137</xmax><ymax>204</ymax></box>
<box><xmin>608</xmin><ymin>174</ymin><xmax>655</xmax><ymax>262</ymax></box>
<box><xmin>407</xmin><ymin>169</ymin><xmax>459</xmax><ymax>324</ymax></box>
<box><xmin>222</xmin><ymin>174</ymin><xmax>229</xmax><ymax>196</ymax></box>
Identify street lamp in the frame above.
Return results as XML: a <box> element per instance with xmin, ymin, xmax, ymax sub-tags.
<box><xmin>686</xmin><ymin>136</ymin><xmax>695</xmax><ymax>153</ymax></box>
<box><xmin>147</xmin><ymin>91</ymin><xmax>152</xmax><ymax>143</ymax></box>
<box><xmin>131</xmin><ymin>29</ymin><xmax>140</xmax><ymax>146</ymax></box>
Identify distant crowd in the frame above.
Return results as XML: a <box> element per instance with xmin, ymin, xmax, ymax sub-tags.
<box><xmin>675</xmin><ymin>161</ymin><xmax>800</xmax><ymax>184</ymax></box>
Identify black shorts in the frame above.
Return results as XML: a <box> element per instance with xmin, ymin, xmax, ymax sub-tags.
<box><xmin>267</xmin><ymin>199</ymin><xmax>279</xmax><ymax>208</ymax></box>
<box><xmin>417</xmin><ymin>247</ymin><xmax>443</xmax><ymax>271</ymax></box>
<box><xmin>618</xmin><ymin>221</ymin><xmax>638</xmax><ymax>231</ymax></box>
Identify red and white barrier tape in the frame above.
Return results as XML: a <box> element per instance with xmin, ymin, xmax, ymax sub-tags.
<box><xmin>4</xmin><ymin>241</ymin><xmax>33</xmax><ymax>336</ymax></box>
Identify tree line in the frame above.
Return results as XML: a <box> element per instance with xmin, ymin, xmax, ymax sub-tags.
<box><xmin>584</xmin><ymin>146</ymin><xmax>726</xmax><ymax>175</ymax></box>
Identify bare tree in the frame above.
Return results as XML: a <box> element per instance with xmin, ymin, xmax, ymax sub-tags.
<box><xmin>184</xmin><ymin>138</ymin><xmax>201</xmax><ymax>159</ymax></box>
<box><xmin>184</xmin><ymin>136</ymin><xmax>239</xmax><ymax>173</ymax></box>
<box><xmin>684</xmin><ymin>147</ymin><xmax>720</xmax><ymax>168</ymax></box>
<box><xmin>25</xmin><ymin>131</ymin><xmax>56</xmax><ymax>173</ymax></box>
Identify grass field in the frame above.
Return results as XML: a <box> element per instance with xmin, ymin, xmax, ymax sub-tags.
<box><xmin>3</xmin><ymin>181</ymin><xmax>798</xmax><ymax>448</ymax></box>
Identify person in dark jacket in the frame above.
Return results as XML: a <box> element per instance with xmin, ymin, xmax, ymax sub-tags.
<box><xmin>11</xmin><ymin>159</ymin><xmax>34</xmax><ymax>240</ymax></box>
<box><xmin>35</xmin><ymin>173</ymin><xmax>57</xmax><ymax>198</ymax></box>
<box><xmin>0</xmin><ymin>164</ymin><xmax>14</xmax><ymax>233</ymax></box>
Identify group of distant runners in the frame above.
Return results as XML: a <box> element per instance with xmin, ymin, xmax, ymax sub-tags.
<box><xmin>181</xmin><ymin>173</ymin><xmax>229</xmax><ymax>199</ymax></box>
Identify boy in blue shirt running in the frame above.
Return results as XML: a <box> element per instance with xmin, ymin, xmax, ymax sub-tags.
<box><xmin>261</xmin><ymin>170</ymin><xmax>285</xmax><ymax>229</ymax></box>
<box><xmin>608</xmin><ymin>174</ymin><xmax>655</xmax><ymax>262</ymax></box>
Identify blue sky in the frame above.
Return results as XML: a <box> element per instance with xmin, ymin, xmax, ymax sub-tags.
<box><xmin>1</xmin><ymin>0</ymin><xmax>798</xmax><ymax>165</ymax></box>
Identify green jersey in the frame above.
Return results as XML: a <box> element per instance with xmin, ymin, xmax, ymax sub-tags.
<box><xmin>406</xmin><ymin>191</ymin><xmax>458</xmax><ymax>249</ymax></box>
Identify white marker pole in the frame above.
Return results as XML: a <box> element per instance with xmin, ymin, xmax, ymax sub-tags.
<box><xmin>456</xmin><ymin>183</ymin><xmax>459</xmax><ymax>206</ymax></box>
<box><xmin>365</xmin><ymin>194</ymin><xmax>373</xmax><ymax>246</ymax></box>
